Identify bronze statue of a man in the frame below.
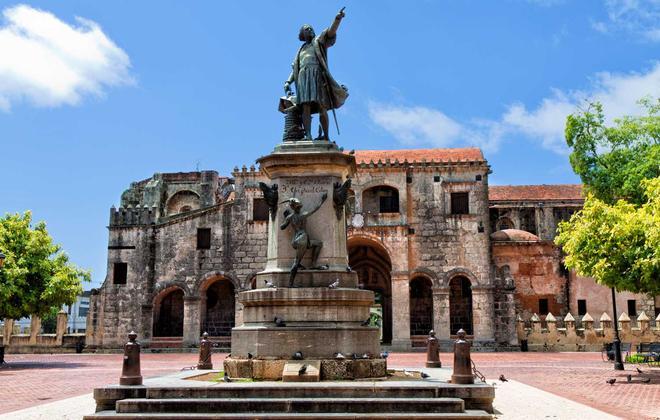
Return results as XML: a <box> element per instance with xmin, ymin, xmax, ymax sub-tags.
<box><xmin>280</xmin><ymin>193</ymin><xmax>328</xmax><ymax>287</ymax></box>
<box><xmin>284</xmin><ymin>8</ymin><xmax>348</xmax><ymax>141</ymax></box>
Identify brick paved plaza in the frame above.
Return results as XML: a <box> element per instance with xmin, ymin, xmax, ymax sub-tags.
<box><xmin>1</xmin><ymin>351</ymin><xmax>658</xmax><ymax>419</ymax></box>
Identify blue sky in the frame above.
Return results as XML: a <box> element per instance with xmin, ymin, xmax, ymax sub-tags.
<box><xmin>0</xmin><ymin>0</ymin><xmax>658</xmax><ymax>287</ymax></box>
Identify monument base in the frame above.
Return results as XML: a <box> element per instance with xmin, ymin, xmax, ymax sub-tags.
<box><xmin>223</xmin><ymin>357</ymin><xmax>388</xmax><ymax>381</ymax></box>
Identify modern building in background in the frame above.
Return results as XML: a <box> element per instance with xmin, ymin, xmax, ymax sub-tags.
<box><xmin>86</xmin><ymin>147</ymin><xmax>659</xmax><ymax>350</ymax></box>
<box><xmin>11</xmin><ymin>291</ymin><xmax>91</xmax><ymax>334</ymax></box>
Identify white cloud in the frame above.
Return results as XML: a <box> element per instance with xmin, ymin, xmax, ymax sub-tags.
<box><xmin>591</xmin><ymin>0</ymin><xmax>660</xmax><ymax>42</ymax></box>
<box><xmin>367</xmin><ymin>102</ymin><xmax>463</xmax><ymax>147</ymax></box>
<box><xmin>505</xmin><ymin>63</ymin><xmax>660</xmax><ymax>153</ymax></box>
<box><xmin>369</xmin><ymin>63</ymin><xmax>660</xmax><ymax>155</ymax></box>
<box><xmin>0</xmin><ymin>4</ymin><xmax>133</xmax><ymax>111</ymax></box>
<box><xmin>367</xmin><ymin>102</ymin><xmax>506</xmax><ymax>152</ymax></box>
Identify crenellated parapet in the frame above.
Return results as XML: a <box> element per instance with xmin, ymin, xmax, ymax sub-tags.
<box><xmin>109</xmin><ymin>205</ymin><xmax>158</xmax><ymax>227</ymax></box>
<box><xmin>516</xmin><ymin>311</ymin><xmax>660</xmax><ymax>351</ymax></box>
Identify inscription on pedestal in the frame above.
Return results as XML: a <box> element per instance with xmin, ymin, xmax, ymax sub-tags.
<box><xmin>279</xmin><ymin>176</ymin><xmax>333</xmax><ymax>200</ymax></box>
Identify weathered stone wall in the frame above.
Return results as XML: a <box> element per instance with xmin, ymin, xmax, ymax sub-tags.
<box><xmin>91</xmin><ymin>150</ymin><xmax>660</xmax><ymax>352</ymax></box>
<box><xmin>492</xmin><ymin>241</ymin><xmax>568</xmax><ymax>320</ymax></box>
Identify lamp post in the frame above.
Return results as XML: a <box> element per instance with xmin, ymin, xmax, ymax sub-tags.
<box><xmin>611</xmin><ymin>287</ymin><xmax>624</xmax><ymax>370</ymax></box>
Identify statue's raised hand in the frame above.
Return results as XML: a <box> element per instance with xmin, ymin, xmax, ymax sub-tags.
<box><xmin>336</xmin><ymin>7</ymin><xmax>345</xmax><ymax>20</ymax></box>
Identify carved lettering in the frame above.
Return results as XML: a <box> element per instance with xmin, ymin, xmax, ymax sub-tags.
<box><xmin>279</xmin><ymin>177</ymin><xmax>332</xmax><ymax>197</ymax></box>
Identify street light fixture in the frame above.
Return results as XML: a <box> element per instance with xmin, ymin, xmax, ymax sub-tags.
<box><xmin>0</xmin><ymin>252</ymin><xmax>5</xmax><ymax>269</ymax></box>
<box><xmin>611</xmin><ymin>287</ymin><xmax>625</xmax><ymax>370</ymax></box>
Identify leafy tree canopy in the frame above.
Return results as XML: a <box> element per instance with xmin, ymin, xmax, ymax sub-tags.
<box><xmin>564</xmin><ymin>97</ymin><xmax>659</xmax><ymax>205</ymax></box>
<box><xmin>0</xmin><ymin>211</ymin><xmax>90</xmax><ymax>320</ymax></box>
<box><xmin>556</xmin><ymin>178</ymin><xmax>660</xmax><ymax>294</ymax></box>
<box><xmin>558</xmin><ymin>98</ymin><xmax>660</xmax><ymax>294</ymax></box>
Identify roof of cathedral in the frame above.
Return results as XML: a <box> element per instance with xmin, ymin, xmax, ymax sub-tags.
<box><xmin>490</xmin><ymin>229</ymin><xmax>540</xmax><ymax>242</ymax></box>
<box><xmin>489</xmin><ymin>184</ymin><xmax>583</xmax><ymax>202</ymax></box>
<box><xmin>353</xmin><ymin>147</ymin><xmax>485</xmax><ymax>164</ymax></box>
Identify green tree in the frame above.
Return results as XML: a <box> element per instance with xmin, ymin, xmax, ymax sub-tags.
<box><xmin>564</xmin><ymin>97</ymin><xmax>659</xmax><ymax>205</ymax></box>
<box><xmin>0</xmin><ymin>211</ymin><xmax>90</xmax><ymax>320</ymax></box>
<box><xmin>556</xmin><ymin>179</ymin><xmax>660</xmax><ymax>294</ymax></box>
<box><xmin>557</xmin><ymin>98</ymin><xmax>660</xmax><ymax>294</ymax></box>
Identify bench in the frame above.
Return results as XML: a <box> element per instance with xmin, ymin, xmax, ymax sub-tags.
<box><xmin>636</xmin><ymin>342</ymin><xmax>660</xmax><ymax>366</ymax></box>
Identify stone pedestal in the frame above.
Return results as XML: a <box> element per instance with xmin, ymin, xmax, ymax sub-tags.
<box><xmin>227</xmin><ymin>141</ymin><xmax>383</xmax><ymax>380</ymax></box>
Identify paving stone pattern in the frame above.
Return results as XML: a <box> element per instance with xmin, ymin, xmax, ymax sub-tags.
<box><xmin>0</xmin><ymin>352</ymin><xmax>658</xmax><ymax>419</ymax></box>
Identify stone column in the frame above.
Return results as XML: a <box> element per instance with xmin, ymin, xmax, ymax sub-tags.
<box><xmin>183</xmin><ymin>296</ymin><xmax>201</xmax><ymax>346</ymax></box>
<box><xmin>432</xmin><ymin>286</ymin><xmax>450</xmax><ymax>339</ymax></box>
<box><xmin>471</xmin><ymin>286</ymin><xmax>495</xmax><ymax>341</ymax></box>
<box><xmin>56</xmin><ymin>310</ymin><xmax>68</xmax><ymax>345</ymax></box>
<box><xmin>3</xmin><ymin>319</ymin><xmax>14</xmax><ymax>346</ymax></box>
<box><xmin>29</xmin><ymin>315</ymin><xmax>41</xmax><ymax>345</ymax></box>
<box><xmin>391</xmin><ymin>272</ymin><xmax>411</xmax><ymax>350</ymax></box>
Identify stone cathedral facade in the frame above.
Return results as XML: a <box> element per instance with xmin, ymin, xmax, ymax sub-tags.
<box><xmin>86</xmin><ymin>147</ymin><xmax>658</xmax><ymax>350</ymax></box>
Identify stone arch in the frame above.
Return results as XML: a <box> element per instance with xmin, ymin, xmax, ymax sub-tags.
<box><xmin>152</xmin><ymin>285</ymin><xmax>186</xmax><ymax>337</ymax></box>
<box><xmin>358</xmin><ymin>178</ymin><xmax>401</xmax><ymax>193</ymax></box>
<box><xmin>496</xmin><ymin>217</ymin><xmax>515</xmax><ymax>231</ymax></box>
<box><xmin>193</xmin><ymin>271</ymin><xmax>240</xmax><ymax>295</ymax></box>
<box><xmin>198</xmin><ymin>274</ymin><xmax>236</xmax><ymax>339</ymax></box>
<box><xmin>152</xmin><ymin>280</ymin><xmax>191</xmax><ymax>300</ymax></box>
<box><xmin>165</xmin><ymin>190</ymin><xmax>201</xmax><ymax>216</ymax></box>
<box><xmin>347</xmin><ymin>232</ymin><xmax>395</xmax><ymax>259</ymax></box>
<box><xmin>347</xmin><ymin>235</ymin><xmax>393</xmax><ymax>344</ymax></box>
<box><xmin>440</xmin><ymin>268</ymin><xmax>479</xmax><ymax>288</ymax></box>
<box><xmin>410</xmin><ymin>267</ymin><xmax>440</xmax><ymax>288</ymax></box>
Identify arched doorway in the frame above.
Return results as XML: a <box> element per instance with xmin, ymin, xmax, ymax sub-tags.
<box><xmin>449</xmin><ymin>276</ymin><xmax>473</xmax><ymax>335</ymax></box>
<box><xmin>201</xmin><ymin>279</ymin><xmax>235</xmax><ymax>343</ymax></box>
<box><xmin>409</xmin><ymin>277</ymin><xmax>433</xmax><ymax>345</ymax></box>
<box><xmin>348</xmin><ymin>237</ymin><xmax>392</xmax><ymax>344</ymax></box>
<box><xmin>153</xmin><ymin>288</ymin><xmax>184</xmax><ymax>337</ymax></box>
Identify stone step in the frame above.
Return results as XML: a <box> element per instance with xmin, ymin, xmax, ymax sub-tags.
<box><xmin>145</xmin><ymin>384</ymin><xmax>487</xmax><ymax>400</ymax></box>
<box><xmin>86</xmin><ymin>409</ymin><xmax>493</xmax><ymax>419</ymax></box>
<box><xmin>149</xmin><ymin>338</ymin><xmax>183</xmax><ymax>349</ymax></box>
<box><xmin>116</xmin><ymin>397</ymin><xmax>466</xmax><ymax>414</ymax></box>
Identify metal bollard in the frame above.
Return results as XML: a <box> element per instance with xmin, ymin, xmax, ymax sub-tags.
<box><xmin>451</xmin><ymin>329</ymin><xmax>473</xmax><ymax>384</ymax></box>
<box><xmin>119</xmin><ymin>331</ymin><xmax>143</xmax><ymax>385</ymax></box>
<box><xmin>197</xmin><ymin>332</ymin><xmax>213</xmax><ymax>370</ymax></box>
<box><xmin>425</xmin><ymin>330</ymin><xmax>442</xmax><ymax>368</ymax></box>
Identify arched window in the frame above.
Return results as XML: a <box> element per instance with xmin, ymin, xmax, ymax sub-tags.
<box><xmin>362</xmin><ymin>186</ymin><xmax>399</xmax><ymax>214</ymax></box>
<box><xmin>153</xmin><ymin>288</ymin><xmax>185</xmax><ymax>337</ymax></box>
<box><xmin>409</xmin><ymin>277</ymin><xmax>433</xmax><ymax>337</ymax></box>
<box><xmin>166</xmin><ymin>190</ymin><xmax>201</xmax><ymax>216</ymax></box>
<box><xmin>449</xmin><ymin>276</ymin><xmax>473</xmax><ymax>335</ymax></box>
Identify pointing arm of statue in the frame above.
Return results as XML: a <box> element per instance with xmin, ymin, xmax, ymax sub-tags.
<box><xmin>328</xmin><ymin>7</ymin><xmax>345</xmax><ymax>38</ymax></box>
